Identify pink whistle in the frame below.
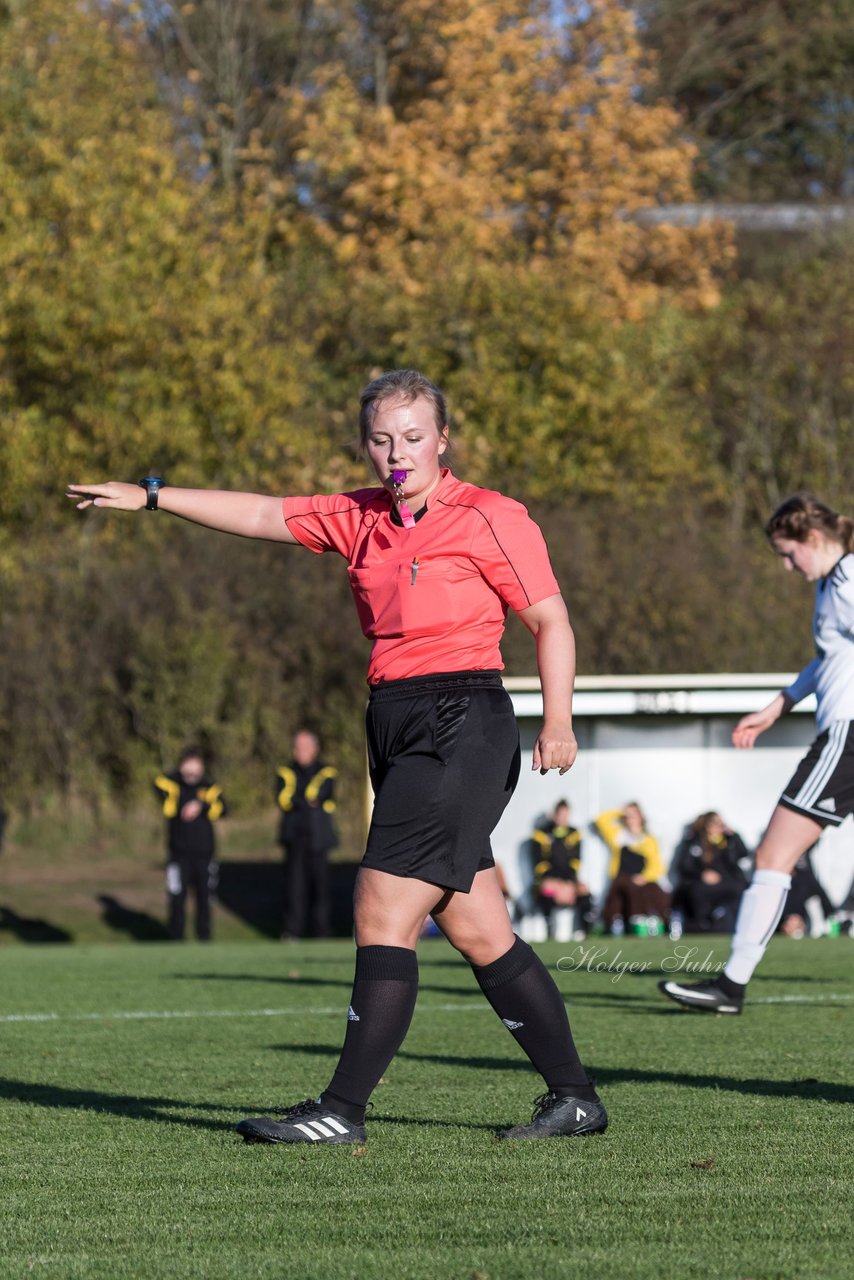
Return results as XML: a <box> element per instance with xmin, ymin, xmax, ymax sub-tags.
<box><xmin>391</xmin><ymin>469</ymin><xmax>416</xmax><ymax>529</ymax></box>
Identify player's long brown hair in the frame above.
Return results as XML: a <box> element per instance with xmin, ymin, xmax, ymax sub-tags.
<box><xmin>765</xmin><ymin>493</ymin><xmax>854</xmax><ymax>552</ymax></box>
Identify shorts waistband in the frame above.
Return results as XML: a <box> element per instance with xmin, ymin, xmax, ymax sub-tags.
<box><xmin>368</xmin><ymin>670</ymin><xmax>504</xmax><ymax>701</ymax></box>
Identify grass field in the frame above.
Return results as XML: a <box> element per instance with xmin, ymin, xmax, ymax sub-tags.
<box><xmin>0</xmin><ymin>936</ymin><xmax>851</xmax><ymax>1280</ymax></box>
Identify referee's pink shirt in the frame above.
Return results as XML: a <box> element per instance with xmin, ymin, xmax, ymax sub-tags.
<box><xmin>282</xmin><ymin>469</ymin><xmax>560</xmax><ymax>686</ymax></box>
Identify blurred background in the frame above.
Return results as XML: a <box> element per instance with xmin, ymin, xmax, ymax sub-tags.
<box><xmin>0</xmin><ymin>0</ymin><xmax>852</xmax><ymax>940</ymax></box>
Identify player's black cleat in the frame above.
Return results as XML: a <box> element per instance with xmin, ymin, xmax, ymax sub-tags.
<box><xmin>497</xmin><ymin>1091</ymin><xmax>608</xmax><ymax>1140</ymax></box>
<box><xmin>237</xmin><ymin>1099</ymin><xmax>366</xmax><ymax>1145</ymax></box>
<box><xmin>658</xmin><ymin>978</ymin><xmax>743</xmax><ymax>1014</ymax></box>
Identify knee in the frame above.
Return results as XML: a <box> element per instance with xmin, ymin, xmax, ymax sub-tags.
<box><xmin>446</xmin><ymin>925</ymin><xmax>514</xmax><ymax>968</ymax></box>
<box><xmin>753</xmin><ymin>845</ymin><xmax>790</xmax><ymax>874</ymax></box>
<box><xmin>353</xmin><ymin>898</ymin><xmax>421</xmax><ymax>949</ymax></box>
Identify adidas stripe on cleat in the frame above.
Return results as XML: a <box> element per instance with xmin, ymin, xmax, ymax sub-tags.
<box><xmin>658</xmin><ymin>978</ymin><xmax>743</xmax><ymax>1014</ymax></box>
<box><xmin>497</xmin><ymin>1091</ymin><xmax>608</xmax><ymax>1140</ymax></box>
<box><xmin>236</xmin><ymin>1099</ymin><xmax>366</xmax><ymax>1145</ymax></box>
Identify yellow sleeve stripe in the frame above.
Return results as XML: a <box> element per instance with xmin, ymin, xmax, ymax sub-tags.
<box><xmin>531</xmin><ymin>830</ymin><xmax>552</xmax><ymax>850</ymax></box>
<box><xmin>201</xmin><ymin>785</ymin><xmax>224</xmax><ymax>821</ymax></box>
<box><xmin>305</xmin><ymin>767</ymin><xmax>337</xmax><ymax>805</ymax></box>
<box><xmin>277</xmin><ymin>767</ymin><xmax>297</xmax><ymax>812</ymax></box>
<box><xmin>154</xmin><ymin>775</ymin><xmax>181</xmax><ymax>819</ymax></box>
<box><xmin>322</xmin><ymin>800</ymin><xmax>336</xmax><ymax>813</ymax></box>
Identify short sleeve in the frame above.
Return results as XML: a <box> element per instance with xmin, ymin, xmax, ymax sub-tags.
<box><xmin>281</xmin><ymin>490</ymin><xmax>379</xmax><ymax>557</ymax></box>
<box><xmin>468</xmin><ymin>494</ymin><xmax>560</xmax><ymax>611</ymax></box>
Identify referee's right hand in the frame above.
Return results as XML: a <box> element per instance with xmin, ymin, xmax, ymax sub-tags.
<box><xmin>66</xmin><ymin>482</ymin><xmax>146</xmax><ymax>511</ymax></box>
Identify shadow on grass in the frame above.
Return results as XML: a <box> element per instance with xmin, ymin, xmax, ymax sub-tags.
<box><xmin>0</xmin><ymin>906</ymin><xmax>72</xmax><ymax>944</ymax></box>
<box><xmin>272</xmin><ymin>1042</ymin><xmax>854</xmax><ymax>1105</ymax></box>
<box><xmin>98</xmin><ymin>895</ymin><xmax>170</xmax><ymax>942</ymax></box>
<box><xmin>0</xmin><ymin>1075</ymin><xmax>494</xmax><ymax>1136</ymax></box>
<box><xmin>172</xmin><ymin>971</ymin><xmax>483</xmax><ymax>997</ymax></box>
<box><xmin>0</xmin><ymin>1078</ymin><xmax>238</xmax><ymax>1132</ymax></box>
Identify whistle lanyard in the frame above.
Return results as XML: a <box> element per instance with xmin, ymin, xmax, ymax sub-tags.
<box><xmin>392</xmin><ymin>469</ymin><xmax>416</xmax><ymax>529</ymax></box>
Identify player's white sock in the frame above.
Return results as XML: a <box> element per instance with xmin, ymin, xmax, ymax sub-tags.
<box><xmin>724</xmin><ymin>869</ymin><xmax>792</xmax><ymax>986</ymax></box>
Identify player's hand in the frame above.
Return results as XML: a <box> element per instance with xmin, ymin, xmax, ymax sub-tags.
<box><xmin>65</xmin><ymin>481</ymin><xmax>146</xmax><ymax>511</ymax></box>
<box><xmin>732</xmin><ymin>694</ymin><xmax>788</xmax><ymax>749</ymax></box>
<box><xmin>532</xmin><ymin>720</ymin><xmax>577</xmax><ymax>775</ymax></box>
<box><xmin>732</xmin><ymin>709</ymin><xmax>774</xmax><ymax>749</ymax></box>
<box><xmin>181</xmin><ymin>800</ymin><xmax>203</xmax><ymax>822</ymax></box>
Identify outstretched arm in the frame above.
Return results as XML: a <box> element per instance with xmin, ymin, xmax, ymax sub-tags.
<box><xmin>516</xmin><ymin>592</ymin><xmax>577</xmax><ymax>776</ymax></box>
<box><xmin>65</xmin><ymin>482</ymin><xmax>299</xmax><ymax>543</ymax></box>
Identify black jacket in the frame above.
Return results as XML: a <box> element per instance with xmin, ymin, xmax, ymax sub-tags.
<box><xmin>154</xmin><ymin>771</ymin><xmax>227</xmax><ymax>859</ymax></box>
<box><xmin>276</xmin><ymin>761</ymin><xmax>338</xmax><ymax>855</ymax></box>
<box><xmin>673</xmin><ymin>831</ymin><xmax>748</xmax><ymax>891</ymax></box>
<box><xmin>530</xmin><ymin>821</ymin><xmax>582</xmax><ymax>884</ymax></box>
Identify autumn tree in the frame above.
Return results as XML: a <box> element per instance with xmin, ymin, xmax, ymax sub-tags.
<box><xmin>637</xmin><ymin>0</ymin><xmax>854</xmax><ymax>200</ymax></box>
<box><xmin>285</xmin><ymin>0</ymin><xmax>729</xmax><ymax>313</ymax></box>
<box><xmin>0</xmin><ymin>0</ymin><xmax>331</xmax><ymax>553</ymax></box>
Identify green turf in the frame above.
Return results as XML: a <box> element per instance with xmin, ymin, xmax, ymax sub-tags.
<box><xmin>0</xmin><ymin>937</ymin><xmax>851</xmax><ymax>1279</ymax></box>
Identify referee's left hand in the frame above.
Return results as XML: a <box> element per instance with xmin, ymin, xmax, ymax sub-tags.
<box><xmin>533</xmin><ymin>721</ymin><xmax>577</xmax><ymax>776</ymax></box>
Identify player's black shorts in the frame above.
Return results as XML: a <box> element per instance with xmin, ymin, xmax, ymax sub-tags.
<box><xmin>779</xmin><ymin>720</ymin><xmax>854</xmax><ymax>827</ymax></box>
<box><xmin>362</xmin><ymin>670</ymin><xmax>521</xmax><ymax>892</ymax></box>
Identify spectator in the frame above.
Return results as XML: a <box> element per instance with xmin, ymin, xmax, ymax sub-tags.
<box><xmin>277</xmin><ymin>730</ymin><xmax>338</xmax><ymax>940</ymax></box>
<box><xmin>154</xmin><ymin>746</ymin><xmax>227</xmax><ymax>942</ymax></box>
<box><xmin>779</xmin><ymin>848</ymin><xmax>836</xmax><ymax>938</ymax></box>
<box><xmin>595</xmin><ymin>803</ymin><xmax>670</xmax><ymax>935</ymax></box>
<box><xmin>530</xmin><ymin>800</ymin><xmax>594</xmax><ymax>940</ymax></box>
<box><xmin>671</xmin><ymin>812</ymin><xmax>749</xmax><ymax>936</ymax></box>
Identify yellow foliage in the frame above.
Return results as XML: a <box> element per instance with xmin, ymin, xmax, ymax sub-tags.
<box><xmin>0</xmin><ymin>0</ymin><xmax>327</xmax><ymax>539</ymax></box>
<box><xmin>282</xmin><ymin>0</ymin><xmax>731</xmax><ymax>318</ymax></box>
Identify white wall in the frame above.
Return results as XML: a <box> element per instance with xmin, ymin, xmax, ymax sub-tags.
<box><xmin>493</xmin><ymin>712</ymin><xmax>854</xmax><ymax>907</ymax></box>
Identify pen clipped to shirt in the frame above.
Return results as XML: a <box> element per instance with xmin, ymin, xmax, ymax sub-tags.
<box><xmin>411</xmin><ymin>557</ymin><xmax>420</xmax><ymax>586</ymax></box>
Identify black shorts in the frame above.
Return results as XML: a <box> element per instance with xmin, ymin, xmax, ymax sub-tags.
<box><xmin>780</xmin><ymin>721</ymin><xmax>854</xmax><ymax>826</ymax></box>
<box><xmin>362</xmin><ymin>670</ymin><xmax>521</xmax><ymax>892</ymax></box>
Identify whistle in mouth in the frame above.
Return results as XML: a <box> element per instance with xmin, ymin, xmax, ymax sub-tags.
<box><xmin>391</xmin><ymin>469</ymin><xmax>416</xmax><ymax>529</ymax></box>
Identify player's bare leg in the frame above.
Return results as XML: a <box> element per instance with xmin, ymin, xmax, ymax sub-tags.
<box><xmin>660</xmin><ymin>805</ymin><xmax>823</xmax><ymax>1014</ymax></box>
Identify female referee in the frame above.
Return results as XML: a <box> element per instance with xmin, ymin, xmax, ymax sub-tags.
<box><xmin>661</xmin><ymin>493</ymin><xmax>854</xmax><ymax>1015</ymax></box>
<box><xmin>67</xmin><ymin>369</ymin><xmax>607</xmax><ymax>1144</ymax></box>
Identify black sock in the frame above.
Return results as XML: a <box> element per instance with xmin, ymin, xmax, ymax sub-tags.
<box><xmin>576</xmin><ymin>893</ymin><xmax>595</xmax><ymax>930</ymax></box>
<box><xmin>472</xmin><ymin>936</ymin><xmax>598</xmax><ymax>1102</ymax></box>
<box><xmin>320</xmin><ymin>944</ymin><xmax>419</xmax><ymax>1123</ymax></box>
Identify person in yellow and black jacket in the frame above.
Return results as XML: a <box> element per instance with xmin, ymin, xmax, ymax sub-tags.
<box><xmin>594</xmin><ymin>803</ymin><xmax>670</xmax><ymax>935</ymax></box>
<box><xmin>154</xmin><ymin>746</ymin><xmax>227</xmax><ymax>941</ymax></box>
<box><xmin>277</xmin><ymin>730</ymin><xmax>338</xmax><ymax>939</ymax></box>
<box><xmin>530</xmin><ymin>800</ymin><xmax>594</xmax><ymax>938</ymax></box>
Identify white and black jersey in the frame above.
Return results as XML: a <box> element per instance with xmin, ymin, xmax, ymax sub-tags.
<box><xmin>784</xmin><ymin>553</ymin><xmax>854</xmax><ymax>733</ymax></box>
<box><xmin>780</xmin><ymin>554</ymin><xmax>854</xmax><ymax>826</ymax></box>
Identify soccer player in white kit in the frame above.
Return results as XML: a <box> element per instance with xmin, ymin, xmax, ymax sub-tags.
<box><xmin>661</xmin><ymin>493</ymin><xmax>854</xmax><ymax>1014</ymax></box>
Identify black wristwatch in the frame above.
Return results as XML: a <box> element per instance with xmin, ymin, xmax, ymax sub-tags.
<box><xmin>138</xmin><ymin>476</ymin><xmax>165</xmax><ymax>511</ymax></box>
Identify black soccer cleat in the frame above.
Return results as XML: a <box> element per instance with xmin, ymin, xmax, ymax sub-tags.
<box><xmin>497</xmin><ymin>1091</ymin><xmax>608</xmax><ymax>1140</ymax></box>
<box><xmin>658</xmin><ymin>978</ymin><xmax>743</xmax><ymax>1014</ymax></box>
<box><xmin>237</xmin><ymin>1099</ymin><xmax>366</xmax><ymax>1145</ymax></box>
